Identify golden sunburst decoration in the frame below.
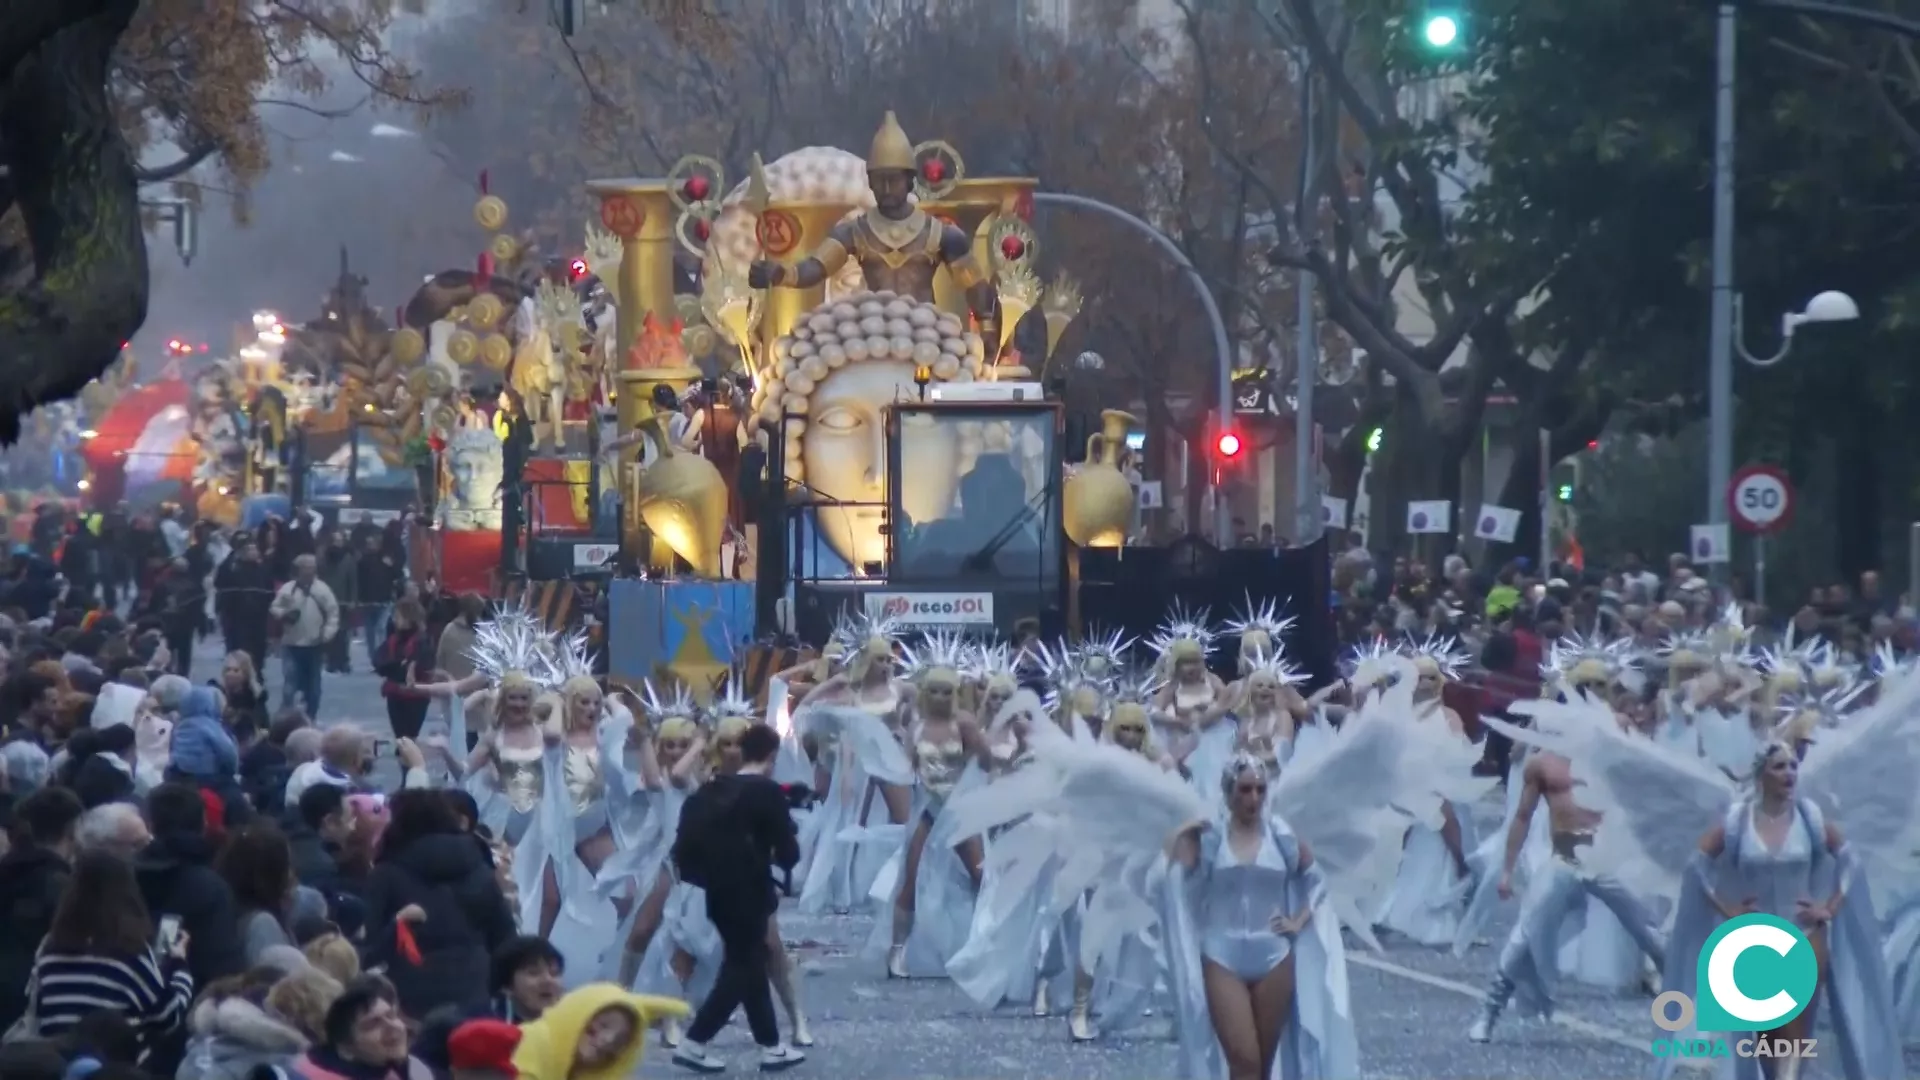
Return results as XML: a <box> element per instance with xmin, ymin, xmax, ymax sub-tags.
<box><xmin>988</xmin><ymin>213</ymin><xmax>1039</xmax><ymax>275</ymax></box>
<box><xmin>1040</xmin><ymin>272</ymin><xmax>1084</xmax><ymax>365</ymax></box>
<box><xmin>447</xmin><ymin>329</ymin><xmax>479</xmax><ymax>365</ymax></box>
<box><xmin>474</xmin><ymin>195</ymin><xmax>509</xmax><ymax>232</ymax></box>
<box><xmin>534</xmin><ymin>279</ymin><xmax>579</xmax><ymax>333</ymax></box>
<box><xmin>666</xmin><ymin>154</ymin><xmax>726</xmax><ymax>214</ymax></box>
<box><xmin>912</xmin><ymin>139</ymin><xmax>964</xmax><ymax>201</ymax></box>
<box><xmin>467</xmin><ymin>292</ymin><xmax>505</xmax><ymax>330</ymax></box>
<box><xmin>701</xmin><ymin>266</ymin><xmax>762</xmax><ymax>372</ymax></box>
<box><xmin>994</xmin><ymin>263</ymin><xmax>1043</xmax><ymax>357</ymax></box>
<box><xmin>583</xmin><ymin>224</ymin><xmax>623</xmax><ymax>277</ymax></box>
<box><xmin>480</xmin><ymin>333</ymin><xmax>513</xmax><ymax>370</ymax></box>
<box><xmin>390</xmin><ymin>327</ymin><xmax>427</xmax><ymax>365</ymax></box>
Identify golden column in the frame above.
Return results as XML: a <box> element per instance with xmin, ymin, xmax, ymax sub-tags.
<box><xmin>587</xmin><ymin>177</ymin><xmax>704</xmax><ymax>569</ymax></box>
<box><xmin>920</xmin><ymin>177</ymin><xmax>1038</xmax><ymax>318</ymax></box>
<box><xmin>752</xmin><ymin>200</ymin><xmax>857</xmax><ymax>359</ymax></box>
<box><xmin>585</xmin><ymin>179</ymin><xmax>679</xmax><ymax>362</ymax></box>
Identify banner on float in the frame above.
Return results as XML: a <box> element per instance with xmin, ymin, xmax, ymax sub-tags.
<box><xmin>1690</xmin><ymin>523</ymin><xmax>1731</xmax><ymax>564</ymax></box>
<box><xmin>865</xmin><ymin>591</ymin><xmax>994</xmax><ymax>628</ymax></box>
<box><xmin>1475</xmin><ymin>505</ymin><xmax>1521</xmax><ymax>543</ymax></box>
<box><xmin>1406</xmin><ymin>500</ymin><xmax>1452</xmax><ymax>535</ymax></box>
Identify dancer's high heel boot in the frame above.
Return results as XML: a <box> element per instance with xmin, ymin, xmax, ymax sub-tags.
<box><xmin>1031</xmin><ymin>981</ymin><xmax>1051</xmax><ymax>1017</ymax></box>
<box><xmin>1068</xmin><ymin>976</ymin><xmax>1095</xmax><ymax>1042</ymax></box>
<box><xmin>1467</xmin><ymin>973</ymin><xmax>1514</xmax><ymax>1043</ymax></box>
<box><xmin>887</xmin><ymin>944</ymin><xmax>909</xmax><ymax>979</ymax></box>
<box><xmin>771</xmin><ymin>964</ymin><xmax>814</xmax><ymax>1047</ymax></box>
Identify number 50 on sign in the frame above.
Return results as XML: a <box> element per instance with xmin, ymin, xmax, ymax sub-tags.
<box><xmin>1728</xmin><ymin>465</ymin><xmax>1794</xmax><ymax>535</ymax></box>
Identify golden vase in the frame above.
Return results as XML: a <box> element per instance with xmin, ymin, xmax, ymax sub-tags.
<box><xmin>1062</xmin><ymin>409</ymin><xmax>1137</xmax><ymax>549</ymax></box>
<box><xmin>584</xmin><ymin>178</ymin><xmax>680</xmax><ymax>362</ymax></box>
<box><xmin>635</xmin><ymin>413</ymin><xmax>727</xmax><ymax>578</ymax></box>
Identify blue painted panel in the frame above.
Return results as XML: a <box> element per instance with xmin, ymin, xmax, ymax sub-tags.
<box><xmin>608</xmin><ymin>579</ymin><xmax>754</xmax><ymax>688</ymax></box>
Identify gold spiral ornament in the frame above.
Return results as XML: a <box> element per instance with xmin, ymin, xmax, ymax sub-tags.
<box><xmin>912</xmin><ymin>140</ymin><xmax>964</xmax><ymax>201</ymax></box>
<box><xmin>390</xmin><ymin>327</ymin><xmax>426</xmax><ymax>364</ymax></box>
<box><xmin>430</xmin><ymin>404</ymin><xmax>458</xmax><ymax>431</ymax></box>
<box><xmin>682</xmin><ymin>324</ymin><xmax>717</xmax><ymax>359</ymax></box>
<box><xmin>489</xmin><ymin>233</ymin><xmax>520</xmax><ymax>262</ymax></box>
<box><xmin>447</xmin><ymin>329</ymin><xmax>480</xmax><ymax>365</ymax></box>
<box><xmin>467</xmin><ymin>292</ymin><xmax>505</xmax><ymax>329</ymax></box>
<box><xmin>674</xmin><ymin>207</ymin><xmax>715</xmax><ymax>260</ymax></box>
<box><xmin>666</xmin><ymin>154</ymin><xmax>726</xmax><ymax>213</ymax></box>
<box><xmin>480</xmin><ymin>333</ymin><xmax>513</xmax><ymax>369</ymax></box>
<box><xmin>474</xmin><ymin>195</ymin><xmax>509</xmax><ymax>232</ymax></box>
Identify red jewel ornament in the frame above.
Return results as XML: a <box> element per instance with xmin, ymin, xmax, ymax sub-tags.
<box><xmin>922</xmin><ymin>158</ymin><xmax>946</xmax><ymax>184</ymax></box>
<box><xmin>682</xmin><ymin>174</ymin><xmax>711</xmax><ymax>202</ymax></box>
<box><xmin>692</xmin><ymin>218</ymin><xmax>711</xmax><ymax>241</ymax></box>
<box><xmin>1000</xmin><ymin>235</ymin><xmax>1026</xmax><ymax>261</ymax></box>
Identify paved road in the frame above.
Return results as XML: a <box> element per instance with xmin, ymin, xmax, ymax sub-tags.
<box><xmin>214</xmin><ymin>635</ymin><xmax>1902</xmax><ymax>1079</ymax></box>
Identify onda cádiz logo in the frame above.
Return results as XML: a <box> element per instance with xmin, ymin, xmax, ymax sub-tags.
<box><xmin>1650</xmin><ymin>914</ymin><xmax>1818</xmax><ymax>1064</ymax></box>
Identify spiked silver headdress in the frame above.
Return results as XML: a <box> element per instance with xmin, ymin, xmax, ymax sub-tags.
<box><xmin>706</xmin><ymin>674</ymin><xmax>758</xmax><ymax>726</ymax></box>
<box><xmin>1223</xmin><ymin>594</ymin><xmax>1295</xmax><ymax>662</ymax></box>
<box><xmin>469</xmin><ymin>603</ymin><xmax>557</xmax><ymax>688</ymax></box>
<box><xmin>1072</xmin><ymin>627</ymin><xmax>1132</xmax><ymax>683</ymax></box>
<box><xmin>1343</xmin><ymin>638</ymin><xmax>1400</xmax><ymax>690</ymax></box>
<box><xmin>1409</xmin><ymin>632</ymin><xmax>1471</xmax><ymax>680</ymax></box>
<box><xmin>640</xmin><ymin>680</ymin><xmax>700</xmax><ymax>726</ymax></box>
<box><xmin>543</xmin><ymin>629</ymin><xmax>596</xmax><ymax>685</ymax></box>
<box><xmin>1147</xmin><ymin>604</ymin><xmax>1214</xmax><ymax>665</ymax></box>
<box><xmin>1542</xmin><ymin>632</ymin><xmax>1634</xmax><ymax>688</ymax></box>
<box><xmin>899</xmin><ymin>631</ymin><xmax>970</xmax><ymax>681</ymax></box>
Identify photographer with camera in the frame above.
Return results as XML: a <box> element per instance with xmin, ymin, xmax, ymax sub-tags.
<box><xmin>668</xmin><ymin>723</ymin><xmax>805</xmax><ymax>1074</ymax></box>
<box><xmin>267</xmin><ymin>555</ymin><xmax>339</xmax><ymax>720</ymax></box>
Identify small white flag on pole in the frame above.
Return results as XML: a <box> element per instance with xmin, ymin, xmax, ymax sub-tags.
<box><xmin>1406</xmin><ymin>499</ymin><xmax>1452</xmax><ymax>535</ymax></box>
<box><xmin>1474</xmin><ymin>505</ymin><xmax>1521</xmax><ymax>543</ymax></box>
<box><xmin>1321</xmin><ymin>495</ymin><xmax>1349</xmax><ymax>529</ymax></box>
<box><xmin>1690</xmin><ymin>524</ymin><xmax>1731</xmax><ymax>564</ymax></box>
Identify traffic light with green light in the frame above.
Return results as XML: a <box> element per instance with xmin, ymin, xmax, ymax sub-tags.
<box><xmin>1550</xmin><ymin>461</ymin><xmax>1577</xmax><ymax>502</ymax></box>
<box><xmin>1421</xmin><ymin>8</ymin><xmax>1461</xmax><ymax>48</ymax></box>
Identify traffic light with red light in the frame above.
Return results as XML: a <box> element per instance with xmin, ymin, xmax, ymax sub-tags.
<box><xmin>569</xmin><ymin>258</ymin><xmax>589</xmax><ymax>282</ymax></box>
<box><xmin>1216</xmin><ymin>432</ymin><xmax>1243</xmax><ymax>459</ymax></box>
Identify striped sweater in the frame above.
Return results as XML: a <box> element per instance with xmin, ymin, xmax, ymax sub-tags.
<box><xmin>30</xmin><ymin>947</ymin><xmax>193</xmax><ymax>1061</ymax></box>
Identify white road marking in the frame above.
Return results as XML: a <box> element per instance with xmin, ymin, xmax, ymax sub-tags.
<box><xmin>1349</xmin><ymin>953</ymin><xmax>1710</xmax><ymax>1070</ymax></box>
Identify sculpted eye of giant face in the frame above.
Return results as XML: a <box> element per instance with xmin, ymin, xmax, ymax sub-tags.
<box><xmin>802</xmin><ymin>360</ymin><xmax>961</xmax><ymax>568</ymax></box>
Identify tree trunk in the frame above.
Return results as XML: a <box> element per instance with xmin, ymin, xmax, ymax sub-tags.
<box><xmin>0</xmin><ymin>0</ymin><xmax>147</xmax><ymax>442</ymax></box>
<box><xmin>1367</xmin><ymin>386</ymin><xmax>1465</xmax><ymax>561</ymax></box>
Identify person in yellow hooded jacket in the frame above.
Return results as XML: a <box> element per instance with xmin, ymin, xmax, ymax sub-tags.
<box><xmin>509</xmin><ymin>982</ymin><xmax>691</xmax><ymax>1080</ymax></box>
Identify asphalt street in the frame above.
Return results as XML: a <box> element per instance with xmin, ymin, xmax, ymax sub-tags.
<box><xmin>214</xmin><ymin>634</ymin><xmax>1907</xmax><ymax>1079</ymax></box>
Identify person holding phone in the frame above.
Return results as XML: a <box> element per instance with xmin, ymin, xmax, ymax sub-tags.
<box><xmin>32</xmin><ymin>851</ymin><xmax>194</xmax><ymax>1066</ymax></box>
<box><xmin>269</xmin><ymin>555</ymin><xmax>340</xmax><ymax>719</ymax></box>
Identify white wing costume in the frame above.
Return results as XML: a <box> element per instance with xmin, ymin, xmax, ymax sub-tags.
<box><xmin>1484</xmin><ymin>680</ymin><xmax>1910</xmax><ymax>1080</ymax></box>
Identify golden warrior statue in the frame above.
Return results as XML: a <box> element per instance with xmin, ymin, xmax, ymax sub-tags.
<box><xmin>748</xmin><ymin>112</ymin><xmax>999</xmax><ymax>348</ymax></box>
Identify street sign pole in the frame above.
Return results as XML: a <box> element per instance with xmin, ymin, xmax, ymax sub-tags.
<box><xmin>1728</xmin><ymin>463</ymin><xmax>1795</xmax><ymax>604</ymax></box>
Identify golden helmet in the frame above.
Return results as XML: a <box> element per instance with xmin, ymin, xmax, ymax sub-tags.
<box><xmin>868</xmin><ymin>111</ymin><xmax>916</xmax><ymax>173</ymax></box>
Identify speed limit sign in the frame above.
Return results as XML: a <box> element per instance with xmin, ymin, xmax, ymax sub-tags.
<box><xmin>1729</xmin><ymin>464</ymin><xmax>1795</xmax><ymax>534</ymax></box>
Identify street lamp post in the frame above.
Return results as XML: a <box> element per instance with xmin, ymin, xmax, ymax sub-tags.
<box><xmin>1708</xmin><ymin>0</ymin><xmax>1920</xmax><ymax>579</ymax></box>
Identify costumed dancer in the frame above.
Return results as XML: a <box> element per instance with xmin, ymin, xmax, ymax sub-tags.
<box><xmin>868</xmin><ymin>631</ymin><xmax>988</xmax><ymax>979</ymax></box>
<box><xmin>1463</xmin><ymin>647</ymin><xmax>1668</xmax><ymax>1042</ymax></box>
<box><xmin>530</xmin><ymin>634</ymin><xmax>626</xmax><ymax>978</ymax></box>
<box><xmin>945</xmin><ymin>664</ymin><xmax>1479</xmax><ymax>1078</ymax></box>
<box><xmin>1149</xmin><ymin>610</ymin><xmax>1233</xmax><ymax>797</ymax></box>
<box><xmin>1489</xmin><ymin>676</ymin><xmax>1913</xmax><ymax>1080</ymax></box>
<box><xmin>1371</xmin><ymin>635</ymin><xmax>1478</xmax><ymax>948</ymax></box>
<box><xmin>794</xmin><ymin>616</ymin><xmax>914</xmax><ymax>913</ymax></box>
<box><xmin>455</xmin><ymin>609</ymin><xmax>565</xmax><ymax>944</ymax></box>
<box><xmin>610</xmin><ymin>683</ymin><xmax>719</xmax><ymax>1050</ymax></box>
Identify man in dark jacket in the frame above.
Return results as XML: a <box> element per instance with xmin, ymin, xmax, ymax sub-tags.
<box><xmin>133</xmin><ymin>782</ymin><xmax>246</xmax><ymax>988</ymax></box>
<box><xmin>0</xmin><ymin>787</ymin><xmax>82</xmax><ymax>1030</ymax></box>
<box><xmin>287</xmin><ymin>782</ymin><xmax>356</xmax><ymax>903</ymax></box>
<box><xmin>361</xmin><ymin>797</ymin><xmax>518</xmax><ymax>1020</ymax></box>
<box><xmin>672</xmin><ymin>723</ymin><xmax>803</xmax><ymax>1074</ymax></box>
<box><xmin>214</xmin><ymin>536</ymin><xmax>274</xmax><ymax>673</ymax></box>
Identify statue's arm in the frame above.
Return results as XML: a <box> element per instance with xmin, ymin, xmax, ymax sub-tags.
<box><xmin>780</xmin><ymin>221</ymin><xmax>855</xmax><ymax>289</ymax></box>
<box><xmin>941</xmin><ymin>222</ymin><xmax>997</xmax><ymax>332</ymax></box>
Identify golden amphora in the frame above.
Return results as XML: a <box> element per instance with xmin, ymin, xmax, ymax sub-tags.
<box><xmin>1062</xmin><ymin>409</ymin><xmax>1138</xmax><ymax>548</ymax></box>
<box><xmin>635</xmin><ymin>413</ymin><xmax>727</xmax><ymax>577</ymax></box>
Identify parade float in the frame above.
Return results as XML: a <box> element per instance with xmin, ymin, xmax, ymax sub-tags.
<box><xmin>580</xmin><ymin>111</ymin><xmax>1140</xmax><ymax>688</ymax></box>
